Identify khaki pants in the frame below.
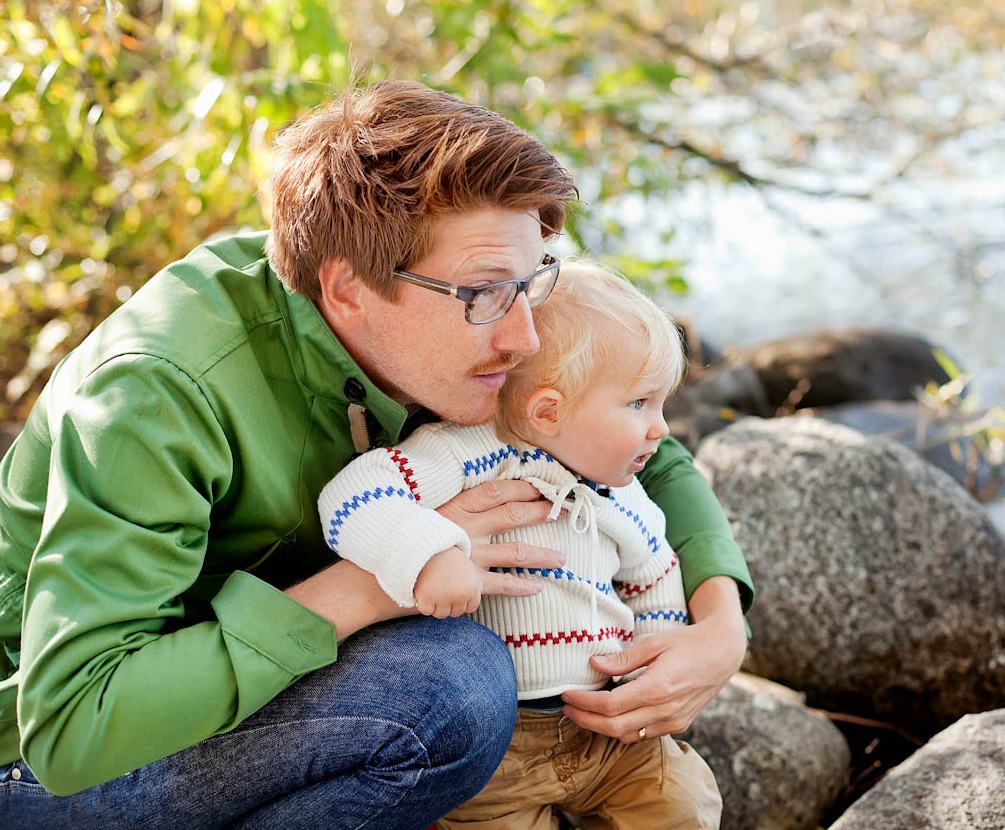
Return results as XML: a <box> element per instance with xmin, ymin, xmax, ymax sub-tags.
<box><xmin>440</xmin><ymin>709</ymin><xmax>722</xmax><ymax>830</ymax></box>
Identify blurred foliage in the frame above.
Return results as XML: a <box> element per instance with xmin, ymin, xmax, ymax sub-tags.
<box><xmin>2</xmin><ymin>0</ymin><xmax>1004</xmax><ymax>420</ymax></box>
<box><xmin>920</xmin><ymin>349</ymin><xmax>1005</xmax><ymax>502</ymax></box>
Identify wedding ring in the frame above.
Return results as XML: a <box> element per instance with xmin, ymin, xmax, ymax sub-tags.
<box><xmin>638</xmin><ymin>726</ymin><xmax>647</xmax><ymax>741</ymax></box>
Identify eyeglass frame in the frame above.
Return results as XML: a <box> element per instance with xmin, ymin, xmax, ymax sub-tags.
<box><xmin>391</xmin><ymin>254</ymin><xmax>561</xmax><ymax>325</ymax></box>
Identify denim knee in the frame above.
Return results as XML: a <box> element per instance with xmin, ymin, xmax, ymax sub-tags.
<box><xmin>0</xmin><ymin>617</ymin><xmax>521</xmax><ymax>830</ymax></box>
<box><xmin>409</xmin><ymin>617</ymin><xmax>517</xmax><ymax>771</ymax></box>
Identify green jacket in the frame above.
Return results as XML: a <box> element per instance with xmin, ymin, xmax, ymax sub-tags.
<box><xmin>0</xmin><ymin>231</ymin><xmax>754</xmax><ymax>795</ymax></box>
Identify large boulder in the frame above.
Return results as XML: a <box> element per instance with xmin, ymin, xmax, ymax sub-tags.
<box><xmin>683</xmin><ymin>673</ymin><xmax>850</xmax><ymax>830</ymax></box>
<box><xmin>828</xmin><ymin>709</ymin><xmax>1005</xmax><ymax>830</ymax></box>
<box><xmin>665</xmin><ymin>328</ymin><xmax>955</xmax><ymax>449</ymax></box>
<box><xmin>695</xmin><ymin>417</ymin><xmax>1005</xmax><ymax>736</ymax></box>
<box><xmin>720</xmin><ymin>328</ymin><xmax>952</xmax><ymax>411</ymax></box>
<box><xmin>809</xmin><ymin>399</ymin><xmax>1004</xmax><ymax>503</ymax></box>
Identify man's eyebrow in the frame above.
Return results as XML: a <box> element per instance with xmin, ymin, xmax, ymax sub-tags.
<box><xmin>456</xmin><ymin>261</ymin><xmax>521</xmax><ymax>284</ymax></box>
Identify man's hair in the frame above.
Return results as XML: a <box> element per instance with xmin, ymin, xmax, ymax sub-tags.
<box><xmin>496</xmin><ymin>259</ymin><xmax>687</xmax><ymax>444</ymax></box>
<box><xmin>265</xmin><ymin>80</ymin><xmax>578</xmax><ymax>302</ymax></box>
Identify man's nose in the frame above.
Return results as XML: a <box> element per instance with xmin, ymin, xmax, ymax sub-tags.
<box><xmin>494</xmin><ymin>292</ymin><xmax>540</xmax><ymax>357</ymax></box>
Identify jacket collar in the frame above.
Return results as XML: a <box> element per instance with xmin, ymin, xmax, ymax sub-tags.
<box><xmin>271</xmin><ymin>270</ymin><xmax>412</xmax><ymax>444</ymax></box>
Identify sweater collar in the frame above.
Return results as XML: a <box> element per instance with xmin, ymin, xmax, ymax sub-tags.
<box><xmin>577</xmin><ymin>476</ymin><xmax>612</xmax><ymax>499</ymax></box>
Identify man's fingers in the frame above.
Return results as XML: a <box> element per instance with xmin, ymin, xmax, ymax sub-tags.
<box><xmin>452</xmin><ymin>498</ymin><xmax>553</xmax><ymax>539</ymax></box>
<box><xmin>436</xmin><ymin>481</ymin><xmax>553</xmax><ymax>539</ymax></box>
<box><xmin>558</xmin><ymin>688</ymin><xmax>656</xmax><ymax>740</ymax></box>
<box><xmin>560</xmin><ymin>704</ymin><xmax>688</xmax><ymax>743</ymax></box>
<box><xmin>559</xmin><ymin>680</ymin><xmax>663</xmax><ymax>740</ymax></box>
<box><xmin>562</xmin><ymin>681</ymin><xmax>633</xmax><ymax>718</ymax></box>
<box><xmin>443</xmin><ymin>479</ymin><xmax>545</xmax><ymax>513</ymax></box>
<box><xmin>471</xmin><ymin>540</ymin><xmax>564</xmax><ymax>571</ymax></box>
<box><xmin>480</xmin><ymin>570</ymin><xmax>546</xmax><ymax>598</ymax></box>
<box><xmin>435</xmin><ymin>480</ymin><xmax>562</xmax><ymax>600</ymax></box>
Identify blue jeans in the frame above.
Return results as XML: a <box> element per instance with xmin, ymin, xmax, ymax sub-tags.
<box><xmin>1</xmin><ymin>616</ymin><xmax>516</xmax><ymax>830</ymax></box>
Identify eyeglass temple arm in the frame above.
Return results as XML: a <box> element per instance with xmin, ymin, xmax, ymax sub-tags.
<box><xmin>392</xmin><ymin>270</ymin><xmax>457</xmax><ymax>297</ymax></box>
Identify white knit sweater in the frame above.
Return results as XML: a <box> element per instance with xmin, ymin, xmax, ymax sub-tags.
<box><xmin>317</xmin><ymin>421</ymin><xmax>689</xmax><ymax>699</ymax></box>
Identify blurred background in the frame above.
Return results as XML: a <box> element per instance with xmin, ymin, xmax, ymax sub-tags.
<box><xmin>2</xmin><ymin>0</ymin><xmax>1003</xmax><ymax>423</ymax></box>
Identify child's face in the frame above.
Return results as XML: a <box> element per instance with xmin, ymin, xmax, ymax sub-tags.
<box><xmin>543</xmin><ymin>350</ymin><xmax>674</xmax><ymax>488</ymax></box>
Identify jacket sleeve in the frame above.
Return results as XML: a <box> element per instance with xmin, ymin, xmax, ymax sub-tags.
<box><xmin>636</xmin><ymin>435</ymin><xmax>755</xmax><ymax>613</ymax></box>
<box><xmin>18</xmin><ymin>355</ymin><xmax>338</xmax><ymax>796</ymax></box>
<box><xmin>317</xmin><ymin>426</ymin><xmax>471</xmax><ymax>607</ymax></box>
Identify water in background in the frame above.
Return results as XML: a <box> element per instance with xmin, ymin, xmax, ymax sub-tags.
<box><xmin>618</xmin><ymin>139</ymin><xmax>1005</xmax><ymax>408</ymax></box>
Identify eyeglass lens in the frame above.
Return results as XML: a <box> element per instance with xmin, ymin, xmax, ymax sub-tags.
<box><xmin>468</xmin><ymin>260</ymin><xmax>559</xmax><ymax>323</ymax></box>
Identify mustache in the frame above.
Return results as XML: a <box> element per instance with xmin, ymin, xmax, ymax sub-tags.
<box><xmin>471</xmin><ymin>354</ymin><xmax>522</xmax><ymax>376</ymax></box>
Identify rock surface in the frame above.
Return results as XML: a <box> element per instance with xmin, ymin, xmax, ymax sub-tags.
<box><xmin>683</xmin><ymin>673</ymin><xmax>850</xmax><ymax>830</ymax></box>
<box><xmin>664</xmin><ymin>327</ymin><xmax>955</xmax><ymax>450</ymax></box>
<box><xmin>722</xmin><ymin>328</ymin><xmax>952</xmax><ymax>410</ymax></box>
<box><xmin>809</xmin><ymin>400</ymin><xmax>1004</xmax><ymax>502</ymax></box>
<box><xmin>695</xmin><ymin>416</ymin><xmax>1005</xmax><ymax>735</ymax></box>
<box><xmin>827</xmin><ymin>709</ymin><xmax>1005</xmax><ymax>830</ymax></box>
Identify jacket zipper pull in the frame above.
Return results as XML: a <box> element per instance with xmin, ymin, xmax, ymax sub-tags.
<box><xmin>348</xmin><ymin>403</ymin><xmax>373</xmax><ymax>453</ymax></box>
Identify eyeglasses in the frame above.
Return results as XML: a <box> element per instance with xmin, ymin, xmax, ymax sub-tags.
<box><xmin>391</xmin><ymin>254</ymin><xmax>561</xmax><ymax>325</ymax></box>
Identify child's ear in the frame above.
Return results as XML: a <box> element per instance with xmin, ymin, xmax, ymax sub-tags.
<box><xmin>525</xmin><ymin>388</ymin><xmax>565</xmax><ymax>437</ymax></box>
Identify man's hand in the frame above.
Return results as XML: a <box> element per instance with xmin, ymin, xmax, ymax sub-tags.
<box><xmin>414</xmin><ymin>547</ymin><xmax>483</xmax><ymax>618</ymax></box>
<box><xmin>436</xmin><ymin>479</ymin><xmax>565</xmax><ymax>597</ymax></box>
<box><xmin>560</xmin><ymin>576</ymin><xmax>746</xmax><ymax>742</ymax></box>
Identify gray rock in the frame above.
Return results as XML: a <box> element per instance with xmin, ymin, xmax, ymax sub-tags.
<box><xmin>665</xmin><ymin>363</ymin><xmax>772</xmax><ymax>450</ymax></box>
<box><xmin>722</xmin><ymin>328</ymin><xmax>952</xmax><ymax>411</ymax></box>
<box><xmin>695</xmin><ymin>417</ymin><xmax>1005</xmax><ymax>735</ymax></box>
<box><xmin>828</xmin><ymin>709</ymin><xmax>1005</xmax><ymax>830</ymax></box>
<box><xmin>986</xmin><ymin>499</ymin><xmax>1005</xmax><ymax>538</ymax></box>
<box><xmin>683</xmin><ymin>673</ymin><xmax>850</xmax><ymax>830</ymax></box>
<box><xmin>809</xmin><ymin>400</ymin><xmax>1004</xmax><ymax>502</ymax></box>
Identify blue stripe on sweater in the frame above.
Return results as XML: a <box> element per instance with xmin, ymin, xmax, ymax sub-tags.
<box><xmin>636</xmin><ymin>609</ymin><xmax>690</xmax><ymax>624</ymax></box>
<box><xmin>495</xmin><ymin>566</ymin><xmax>615</xmax><ymax>596</ymax></box>
<box><xmin>609</xmin><ymin>497</ymin><xmax>662</xmax><ymax>554</ymax></box>
<box><xmin>461</xmin><ymin>445</ymin><xmax>554</xmax><ymax>477</ymax></box>
<box><xmin>325</xmin><ymin>486</ymin><xmax>414</xmax><ymax>552</ymax></box>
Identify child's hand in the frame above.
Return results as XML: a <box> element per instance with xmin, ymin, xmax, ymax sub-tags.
<box><xmin>413</xmin><ymin>547</ymin><xmax>483</xmax><ymax>619</ymax></box>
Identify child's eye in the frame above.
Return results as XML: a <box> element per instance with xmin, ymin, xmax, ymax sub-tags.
<box><xmin>629</xmin><ymin>399</ymin><xmax>645</xmax><ymax>410</ymax></box>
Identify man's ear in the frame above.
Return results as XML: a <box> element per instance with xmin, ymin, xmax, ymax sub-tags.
<box><xmin>525</xmin><ymin>388</ymin><xmax>566</xmax><ymax>437</ymax></box>
<box><xmin>317</xmin><ymin>258</ymin><xmax>365</xmax><ymax>330</ymax></box>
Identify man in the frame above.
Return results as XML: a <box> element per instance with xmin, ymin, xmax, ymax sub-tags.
<box><xmin>0</xmin><ymin>81</ymin><xmax>753</xmax><ymax>828</ymax></box>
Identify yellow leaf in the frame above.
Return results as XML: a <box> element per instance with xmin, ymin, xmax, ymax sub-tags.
<box><xmin>50</xmin><ymin>16</ymin><xmax>82</xmax><ymax>67</ymax></box>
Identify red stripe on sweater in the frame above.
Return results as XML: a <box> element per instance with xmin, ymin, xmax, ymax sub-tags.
<box><xmin>503</xmin><ymin>627</ymin><xmax>634</xmax><ymax>647</ymax></box>
<box><xmin>385</xmin><ymin>448</ymin><xmax>420</xmax><ymax>502</ymax></box>
<box><xmin>616</xmin><ymin>561</ymin><xmax>678</xmax><ymax>597</ymax></box>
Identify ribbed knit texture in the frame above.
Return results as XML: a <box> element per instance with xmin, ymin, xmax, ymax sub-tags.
<box><xmin>317</xmin><ymin>421</ymin><xmax>688</xmax><ymax>698</ymax></box>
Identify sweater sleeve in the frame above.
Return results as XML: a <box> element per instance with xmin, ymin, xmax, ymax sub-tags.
<box><xmin>636</xmin><ymin>435</ymin><xmax>755</xmax><ymax>613</ymax></box>
<box><xmin>18</xmin><ymin>356</ymin><xmax>338</xmax><ymax>796</ymax></box>
<box><xmin>317</xmin><ymin>425</ymin><xmax>471</xmax><ymax>607</ymax></box>
<box><xmin>609</xmin><ymin>485</ymin><xmax>690</xmax><ymax>636</ymax></box>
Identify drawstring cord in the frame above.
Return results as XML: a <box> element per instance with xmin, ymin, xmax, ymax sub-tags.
<box><xmin>548</xmin><ymin>481</ymin><xmax>603</xmax><ymax>632</ymax></box>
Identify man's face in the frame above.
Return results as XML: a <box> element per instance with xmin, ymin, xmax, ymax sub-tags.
<box><xmin>350</xmin><ymin>207</ymin><xmax>546</xmax><ymax>425</ymax></box>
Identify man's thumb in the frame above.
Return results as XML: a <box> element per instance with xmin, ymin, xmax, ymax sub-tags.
<box><xmin>591</xmin><ymin>648</ymin><xmax>641</xmax><ymax>676</ymax></box>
